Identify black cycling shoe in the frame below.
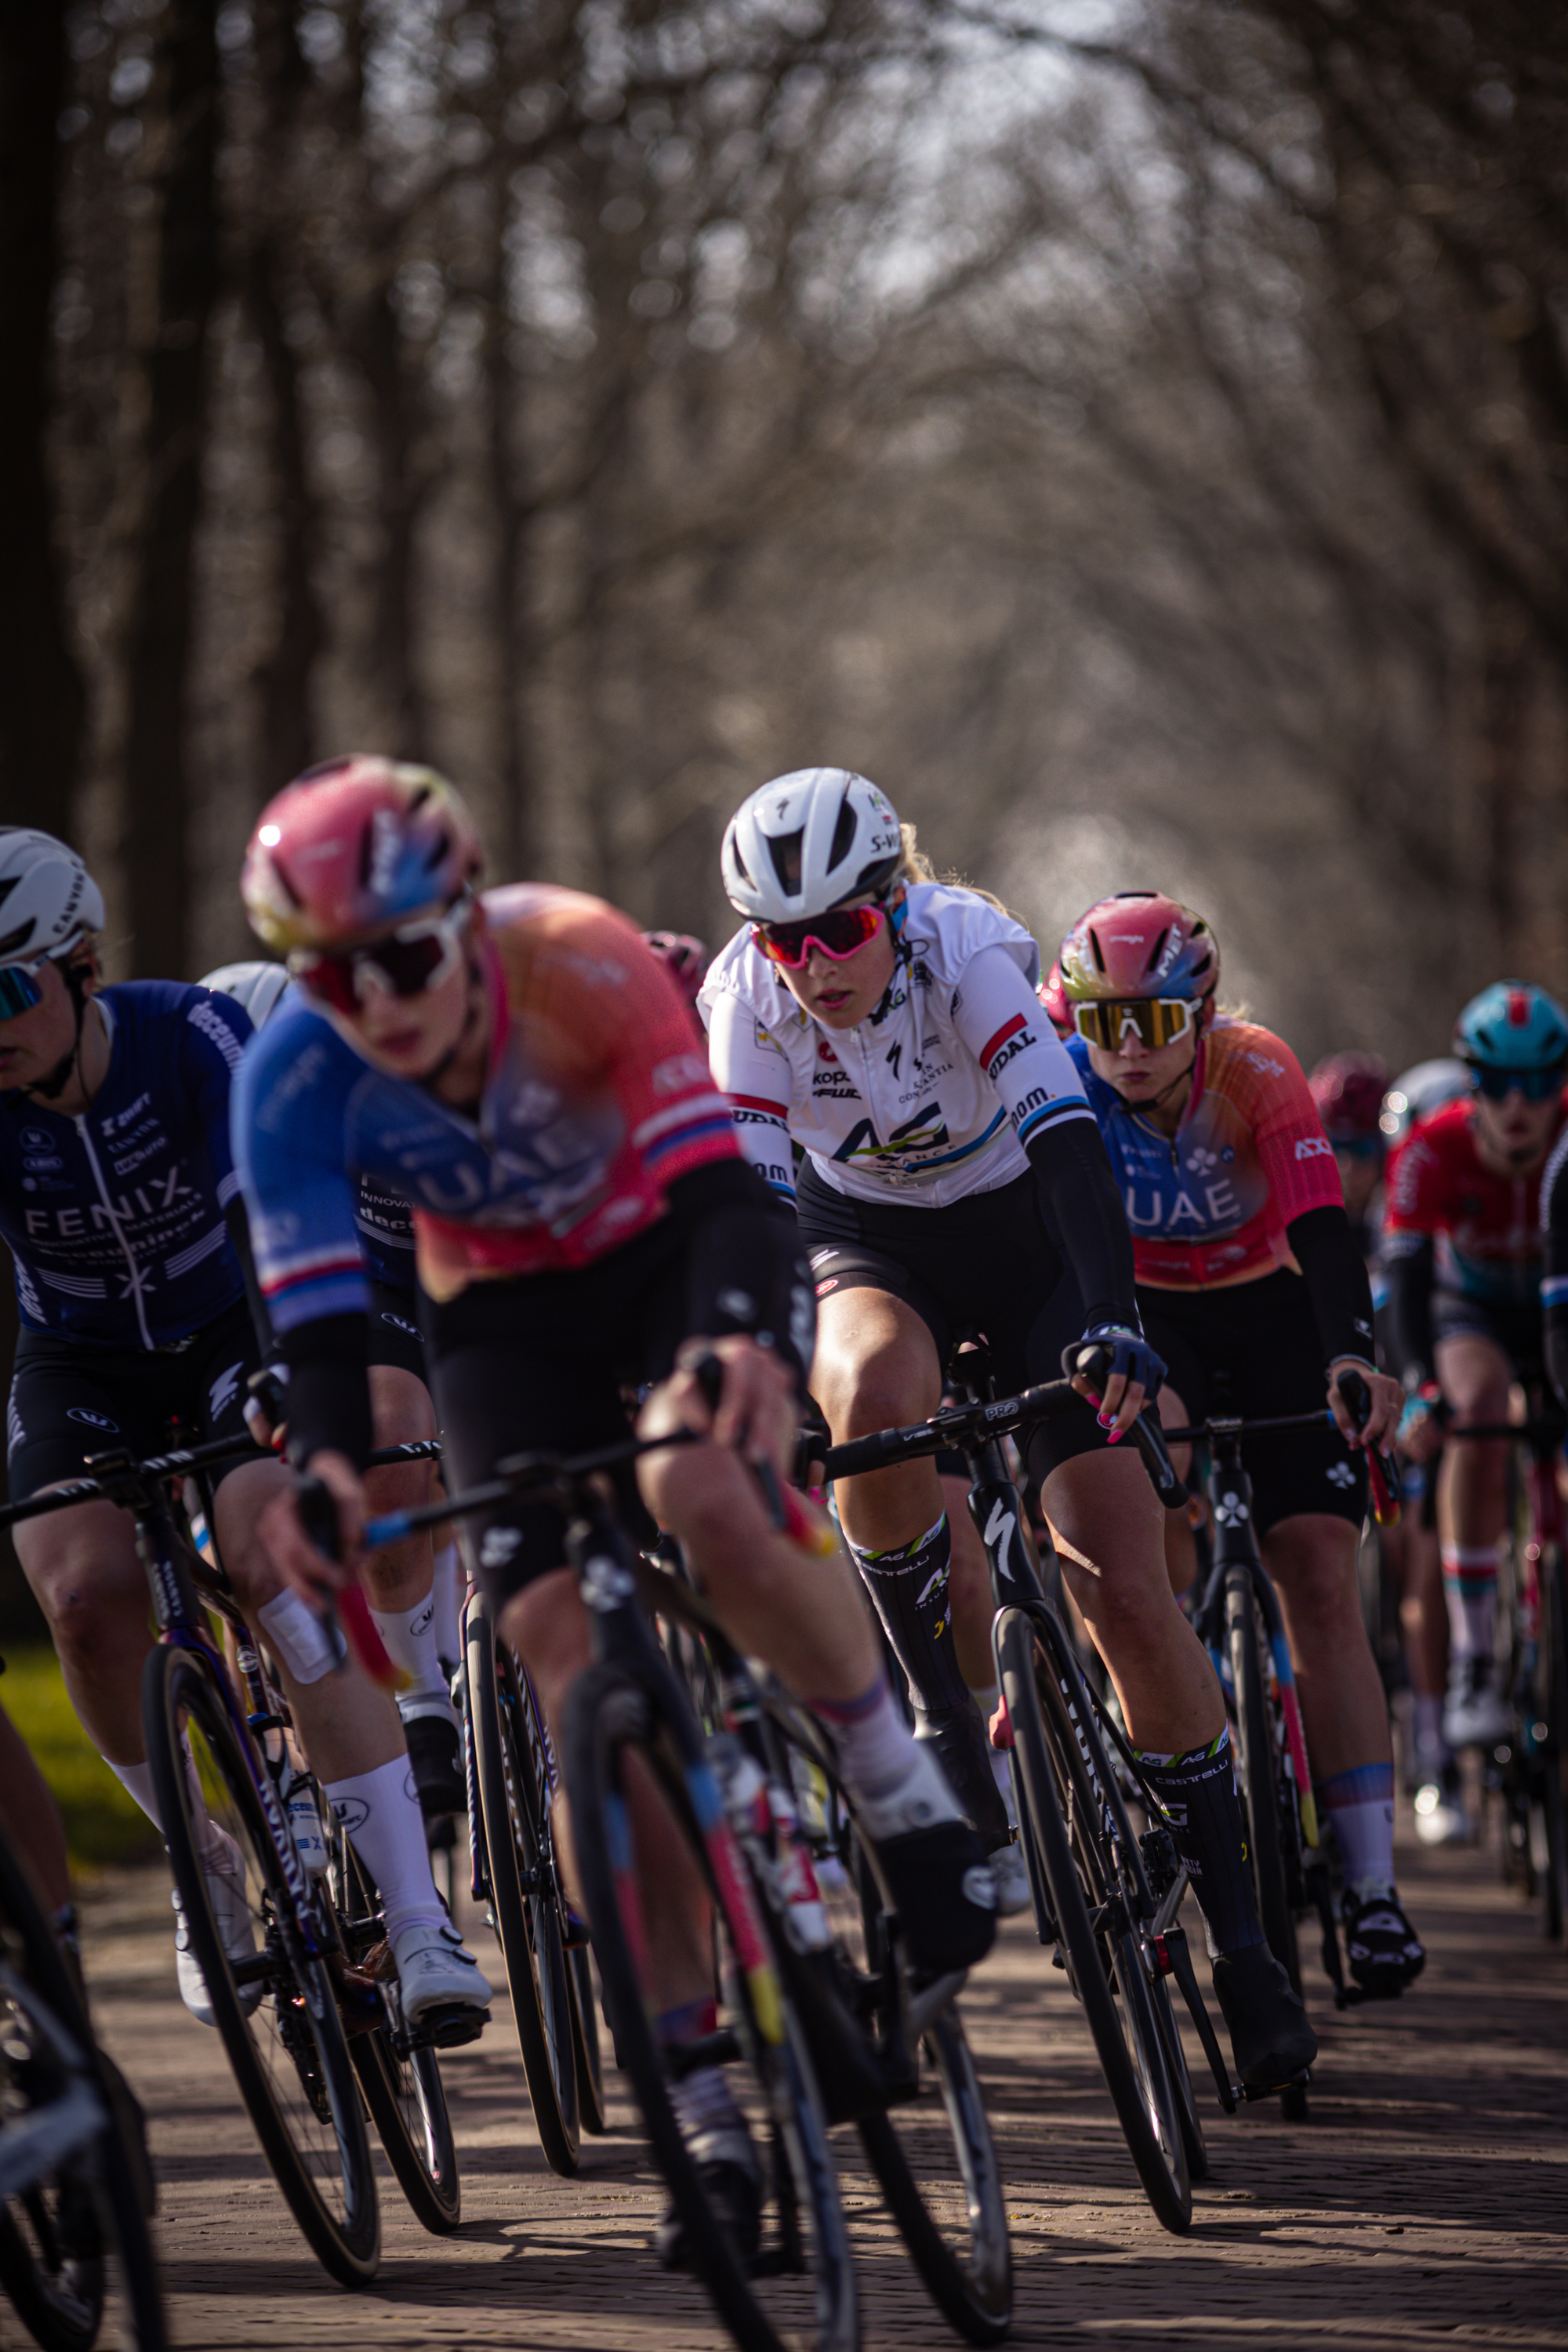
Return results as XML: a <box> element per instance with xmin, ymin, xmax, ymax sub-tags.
<box><xmin>1341</xmin><ymin>1885</ymin><xmax>1425</xmax><ymax>1997</ymax></box>
<box><xmin>401</xmin><ymin>1707</ymin><xmax>467</xmax><ymax>1823</ymax></box>
<box><xmin>914</xmin><ymin>1702</ymin><xmax>1012</xmax><ymax>1853</ymax></box>
<box><xmin>1210</xmin><ymin>1941</ymin><xmax>1318</xmax><ymax>2090</ymax></box>
<box><xmin>655</xmin><ymin>2129</ymin><xmax>763</xmax><ymax>2273</ymax></box>
<box><xmin>870</xmin><ymin>1817</ymin><xmax>999</xmax><ymax>1978</ymax></box>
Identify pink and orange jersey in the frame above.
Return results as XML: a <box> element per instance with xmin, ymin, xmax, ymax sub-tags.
<box><xmin>1066</xmin><ymin>1019</ymin><xmax>1344</xmax><ymax>1288</ymax></box>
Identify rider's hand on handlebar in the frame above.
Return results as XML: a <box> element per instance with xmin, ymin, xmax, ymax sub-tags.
<box><xmin>1065</xmin><ymin>1324</ymin><xmax>1165</xmax><ymax>1443</ymax></box>
<box><xmin>643</xmin><ymin>1334</ymin><xmax>798</xmax><ymax>1490</ymax></box>
<box><xmin>256</xmin><ymin>1450</ymin><xmax>367</xmax><ymax>1606</ymax></box>
<box><xmin>1327</xmin><ymin>1359</ymin><xmax>1403</xmax><ymax>1450</ymax></box>
<box><xmin>1396</xmin><ymin>1381</ymin><xmax>1447</xmax><ymax>1462</ymax></box>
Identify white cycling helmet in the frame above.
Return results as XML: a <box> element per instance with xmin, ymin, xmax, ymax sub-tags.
<box><xmin>1380</xmin><ymin>1057</ymin><xmax>1469</xmax><ymax>1145</ymax></box>
<box><xmin>0</xmin><ymin>829</ymin><xmax>104</xmax><ymax>967</ymax></box>
<box><xmin>720</xmin><ymin>768</ymin><xmax>904</xmax><ymax>924</ymax></box>
<box><xmin>200</xmin><ymin>959</ymin><xmax>294</xmax><ymax>1030</ymax></box>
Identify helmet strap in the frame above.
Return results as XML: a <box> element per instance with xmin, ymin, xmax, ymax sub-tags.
<box><xmin>24</xmin><ymin>956</ymin><xmax>91</xmax><ymax>1104</ymax></box>
<box><xmin>419</xmin><ymin>942</ymin><xmax>487</xmax><ymax>1105</ymax></box>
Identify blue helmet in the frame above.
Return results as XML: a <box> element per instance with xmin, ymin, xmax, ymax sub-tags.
<box><xmin>1454</xmin><ymin>981</ymin><xmax>1568</xmax><ymax>1074</ymax></box>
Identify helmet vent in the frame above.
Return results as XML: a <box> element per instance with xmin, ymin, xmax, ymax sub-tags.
<box><xmin>1087</xmin><ymin>927</ymin><xmax>1107</xmax><ymax>975</ymax></box>
<box><xmin>767</xmin><ymin>829</ymin><xmax>804</xmax><ymax>897</ymax></box>
<box><xmin>0</xmin><ymin>920</ymin><xmax>34</xmax><ymax>959</ymax></box>
<box><xmin>299</xmin><ymin>758</ymin><xmax>351</xmax><ymax>783</ymax></box>
<box><xmin>0</xmin><ymin>880</ymin><xmax>18</xmax><ymax>909</ymax></box>
<box><xmin>829</xmin><ymin>792</ymin><xmax>856</xmax><ymax>873</ymax></box>
<box><xmin>423</xmin><ymin>829</ymin><xmax>449</xmax><ymax>871</ymax></box>
<box><xmin>357</xmin><ymin>822</ymin><xmax>376</xmax><ymax>889</ymax></box>
<box><xmin>1145</xmin><ymin>927</ymin><xmax>1169</xmax><ymax>976</ymax></box>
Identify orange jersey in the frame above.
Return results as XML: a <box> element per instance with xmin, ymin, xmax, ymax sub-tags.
<box><xmin>1069</xmin><ymin>1018</ymin><xmax>1344</xmax><ymax>1287</ymax></box>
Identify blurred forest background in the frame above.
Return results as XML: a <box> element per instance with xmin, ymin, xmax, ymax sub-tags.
<box><xmin>6</xmin><ymin>0</ymin><xmax>1568</xmax><ymax>1068</ymax></box>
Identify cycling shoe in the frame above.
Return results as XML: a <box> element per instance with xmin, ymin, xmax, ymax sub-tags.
<box><xmin>1342</xmin><ymin>1885</ymin><xmax>1425</xmax><ymax>1996</ymax></box>
<box><xmin>655</xmin><ymin>2123</ymin><xmax>763</xmax><ymax>2272</ymax></box>
<box><xmin>913</xmin><ymin>1702</ymin><xmax>1012</xmax><ymax>1851</ymax></box>
<box><xmin>858</xmin><ymin>1745</ymin><xmax>999</xmax><ymax>1975</ymax></box>
<box><xmin>1210</xmin><ymin>1941</ymin><xmax>1317</xmax><ymax>2090</ymax></box>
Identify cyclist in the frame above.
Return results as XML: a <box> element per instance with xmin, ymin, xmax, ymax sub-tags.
<box><xmin>0</xmin><ymin>829</ymin><xmax>488</xmax><ymax>2036</ymax></box>
<box><xmin>201</xmin><ymin>962</ymin><xmax>466</xmax><ymax>1820</ymax></box>
<box><xmin>1054</xmin><ymin>891</ymin><xmax>1423</xmax><ymax>1996</ymax></box>
<box><xmin>233</xmin><ymin>756</ymin><xmax>1003</xmax><ymax>2256</ymax></box>
<box><xmin>704</xmin><ymin>771</ymin><xmax>1315</xmax><ymax>2087</ymax></box>
<box><xmin>1385</xmin><ymin>982</ymin><xmax>1568</xmax><ymax>1756</ymax></box>
<box><xmin>642</xmin><ymin>932</ymin><xmax>710</xmax><ymax>1036</ymax></box>
<box><xmin>1308</xmin><ymin>1054</ymin><xmax>1388</xmax><ymax>1266</ymax></box>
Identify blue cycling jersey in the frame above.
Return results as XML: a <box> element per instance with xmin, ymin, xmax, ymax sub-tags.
<box><xmin>0</xmin><ymin>983</ymin><xmax>251</xmax><ymax>1350</ymax></box>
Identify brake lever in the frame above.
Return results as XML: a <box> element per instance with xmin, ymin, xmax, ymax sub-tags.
<box><xmin>1334</xmin><ymin>1370</ymin><xmax>1401</xmax><ymax>1527</ymax></box>
<box><xmin>1072</xmin><ymin>1343</ymin><xmax>1188</xmax><ymax>1509</ymax></box>
<box><xmin>293</xmin><ymin>1478</ymin><xmax>400</xmax><ymax>1686</ymax></box>
<box><xmin>689</xmin><ymin>1350</ymin><xmax>835</xmax><ymax>1555</ymax></box>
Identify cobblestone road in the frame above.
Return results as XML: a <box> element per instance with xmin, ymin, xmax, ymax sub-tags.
<box><xmin>65</xmin><ymin>1804</ymin><xmax>1566</xmax><ymax>2352</ymax></box>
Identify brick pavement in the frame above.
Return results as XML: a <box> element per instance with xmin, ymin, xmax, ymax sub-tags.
<box><xmin>70</xmin><ymin>1811</ymin><xmax>1566</xmax><ymax>2352</ymax></box>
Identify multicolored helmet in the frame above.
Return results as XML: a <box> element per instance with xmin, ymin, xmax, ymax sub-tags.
<box><xmin>241</xmin><ymin>757</ymin><xmax>483</xmax><ymax>954</ymax></box>
<box><xmin>1453</xmin><ymin>981</ymin><xmax>1568</xmax><ymax>1074</ymax></box>
<box><xmin>1308</xmin><ymin>1051</ymin><xmax>1389</xmax><ymax>1146</ymax></box>
<box><xmin>642</xmin><ymin>931</ymin><xmax>710</xmax><ymax>1012</ymax></box>
<box><xmin>1038</xmin><ymin>960</ymin><xmax>1073</xmax><ymax>1040</ymax></box>
<box><xmin>1058</xmin><ymin>892</ymin><xmax>1219</xmax><ymax>1004</ymax></box>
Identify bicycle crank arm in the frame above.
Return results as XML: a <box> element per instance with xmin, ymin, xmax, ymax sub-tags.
<box><xmin>1158</xmin><ymin>1923</ymin><xmax>1237</xmax><ymax>2115</ymax></box>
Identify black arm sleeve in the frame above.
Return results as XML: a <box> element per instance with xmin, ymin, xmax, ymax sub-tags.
<box><xmin>278</xmin><ymin>1313</ymin><xmax>375</xmax><ymax>1473</ymax></box>
<box><xmin>666</xmin><ymin>1158</ymin><xmax>815</xmax><ymax>1389</ymax></box>
<box><xmin>1381</xmin><ymin>1232</ymin><xmax>1436</xmax><ymax>1389</ymax></box>
<box><xmin>1024</xmin><ymin>1118</ymin><xmax>1140</xmax><ymax>1331</ymax></box>
<box><xmin>1287</xmin><ymin>1203</ymin><xmax>1378</xmax><ymax>1372</ymax></box>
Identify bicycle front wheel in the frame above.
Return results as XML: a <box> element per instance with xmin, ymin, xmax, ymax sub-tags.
<box><xmin>1224</xmin><ymin>1567</ymin><xmax>1301</xmax><ymax>1995</ymax></box>
<box><xmin>466</xmin><ymin>1595</ymin><xmax>581</xmax><ymax>2175</ymax></box>
<box><xmin>566</xmin><ymin>1661</ymin><xmax>857</xmax><ymax>2352</ymax></box>
<box><xmin>997</xmin><ymin>1607</ymin><xmax>1191</xmax><ymax>2234</ymax></box>
<box><xmin>142</xmin><ymin>1643</ymin><xmax>379</xmax><ymax>2286</ymax></box>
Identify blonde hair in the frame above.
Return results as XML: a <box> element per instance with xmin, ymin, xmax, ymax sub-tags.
<box><xmin>895</xmin><ymin>823</ymin><xmax>1018</xmax><ymax>922</ymax></box>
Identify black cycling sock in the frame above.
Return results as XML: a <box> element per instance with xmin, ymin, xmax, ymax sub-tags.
<box><xmin>1135</xmin><ymin>1729</ymin><xmax>1265</xmax><ymax>1958</ymax></box>
<box><xmin>847</xmin><ymin>1513</ymin><xmax>971</xmax><ymax>1719</ymax></box>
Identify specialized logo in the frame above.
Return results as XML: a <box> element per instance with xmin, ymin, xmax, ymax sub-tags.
<box><xmin>209</xmin><ymin>1361</ymin><xmax>244</xmax><ymax>1421</ymax></box>
<box><xmin>380</xmin><ymin>1311</ymin><xmax>420</xmax><ymax>1338</ymax></box>
<box><xmin>67</xmin><ymin>1406</ymin><xmax>118</xmax><ymax>1431</ymax></box>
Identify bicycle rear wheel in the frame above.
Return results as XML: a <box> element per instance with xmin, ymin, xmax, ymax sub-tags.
<box><xmin>997</xmin><ymin>1607</ymin><xmax>1191</xmax><ymax>2234</ymax></box>
<box><xmin>143</xmin><ymin>1643</ymin><xmax>379</xmax><ymax>2286</ymax></box>
<box><xmin>329</xmin><ymin>1831</ymin><xmax>462</xmax><ymax>2232</ymax></box>
<box><xmin>1224</xmin><ymin>1566</ymin><xmax>1302</xmax><ymax>1996</ymax></box>
<box><xmin>0</xmin><ymin>1830</ymin><xmax>166</xmax><ymax>2351</ymax></box>
<box><xmin>566</xmin><ymin>1660</ymin><xmax>856</xmax><ymax>2352</ymax></box>
<box><xmin>466</xmin><ymin>1595</ymin><xmax>581</xmax><ymax>2175</ymax></box>
<box><xmin>1538</xmin><ymin>1542</ymin><xmax>1568</xmax><ymax>1943</ymax></box>
<box><xmin>568</xmin><ymin>1946</ymin><xmax>609</xmax><ymax>2135</ymax></box>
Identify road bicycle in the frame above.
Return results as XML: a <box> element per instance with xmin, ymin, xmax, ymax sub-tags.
<box><xmin>0</xmin><ymin>1813</ymin><xmax>165</xmax><ymax>2350</ymax></box>
<box><xmin>1163</xmin><ymin>1374</ymin><xmax>1400</xmax><ymax>2114</ymax></box>
<box><xmin>823</xmin><ymin>1342</ymin><xmax>1239</xmax><ymax>2236</ymax></box>
<box><xmin>349</xmin><ymin>1384</ymin><xmax>1015</xmax><ymax>2351</ymax></box>
<box><xmin>0</xmin><ymin>1427</ymin><xmax>462</xmax><ymax>2286</ymax></box>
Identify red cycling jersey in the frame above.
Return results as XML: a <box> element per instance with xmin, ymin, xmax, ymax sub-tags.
<box><xmin>1383</xmin><ymin>1090</ymin><xmax>1568</xmax><ymax>1308</ymax></box>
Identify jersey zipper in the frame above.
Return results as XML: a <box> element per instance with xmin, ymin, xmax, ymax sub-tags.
<box><xmin>74</xmin><ymin>1115</ymin><xmax>154</xmax><ymax>1351</ymax></box>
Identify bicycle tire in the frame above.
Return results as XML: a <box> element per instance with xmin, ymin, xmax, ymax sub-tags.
<box><xmin>466</xmin><ymin>1595</ymin><xmax>581</xmax><ymax>2176</ymax></box>
<box><xmin>997</xmin><ymin>1608</ymin><xmax>1191</xmax><ymax>2234</ymax></box>
<box><xmin>0</xmin><ymin>1831</ymin><xmax>166</xmax><ymax>2352</ymax></box>
<box><xmin>766</xmin><ymin>1711</ymin><xmax>1011</xmax><ymax>2343</ymax></box>
<box><xmin>142</xmin><ymin>1643</ymin><xmax>379</xmax><ymax>2286</ymax></box>
<box><xmin>568</xmin><ymin>1946</ymin><xmax>609</xmax><ymax>2136</ymax></box>
<box><xmin>1539</xmin><ymin>1542</ymin><xmax>1568</xmax><ymax>1944</ymax></box>
<box><xmin>1224</xmin><ymin>1566</ymin><xmax>1302</xmax><ymax>1998</ymax></box>
<box><xmin>565</xmin><ymin>1659</ymin><xmax>857</xmax><ymax>2352</ymax></box>
<box><xmin>330</xmin><ymin>1832</ymin><xmax>462</xmax><ymax>2232</ymax></box>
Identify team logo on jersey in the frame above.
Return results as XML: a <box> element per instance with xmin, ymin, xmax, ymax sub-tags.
<box><xmin>67</xmin><ymin>1406</ymin><xmax>118</xmax><ymax>1431</ymax></box>
<box><xmin>380</xmin><ymin>1312</ymin><xmax>420</xmax><ymax>1338</ymax></box>
<box><xmin>20</xmin><ymin>1129</ymin><xmax>53</xmax><ymax>1152</ymax></box>
<box><xmin>209</xmin><ymin>1362</ymin><xmax>244</xmax><ymax>1421</ymax></box>
<box><xmin>1294</xmin><ymin>1136</ymin><xmax>1333</xmax><ymax>1161</ymax></box>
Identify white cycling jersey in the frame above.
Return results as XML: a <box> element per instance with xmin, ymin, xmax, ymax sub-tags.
<box><xmin>702</xmin><ymin>882</ymin><xmax>1094</xmax><ymax>1209</ymax></box>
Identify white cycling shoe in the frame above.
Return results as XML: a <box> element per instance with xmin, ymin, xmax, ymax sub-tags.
<box><xmin>1442</xmin><ymin>1659</ymin><xmax>1511</xmax><ymax>1751</ymax></box>
<box><xmin>390</xmin><ymin>1917</ymin><xmax>493</xmax><ymax>2040</ymax></box>
<box><xmin>172</xmin><ymin>1828</ymin><xmax>261</xmax><ymax>2027</ymax></box>
<box><xmin>990</xmin><ymin>1838</ymin><xmax>1032</xmax><ymax>1916</ymax></box>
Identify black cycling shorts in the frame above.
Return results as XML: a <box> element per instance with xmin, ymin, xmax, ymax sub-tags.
<box><xmin>420</xmin><ymin>1217</ymin><xmax>702</xmax><ymax>1608</ymax></box>
<box><xmin>1431</xmin><ymin>1287</ymin><xmax>1542</xmax><ymax>1377</ymax></box>
<box><xmin>6</xmin><ymin>1297</ymin><xmax>263</xmax><ymax>1503</ymax></box>
<box><xmin>365</xmin><ymin>1281</ymin><xmax>429</xmax><ymax>1382</ymax></box>
<box><xmin>797</xmin><ymin>1162</ymin><xmax>1104</xmax><ymax>1489</ymax></box>
<box><xmin>1135</xmin><ymin>1269</ymin><xmax>1367</xmax><ymax>1537</ymax></box>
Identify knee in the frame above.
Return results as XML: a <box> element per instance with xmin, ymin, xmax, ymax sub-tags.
<box><xmin>31</xmin><ymin>1556</ymin><xmax>135</xmax><ymax>1662</ymax></box>
<box><xmin>1267</xmin><ymin>1530</ymin><xmax>1357</xmax><ymax>1627</ymax></box>
<box><xmin>361</xmin><ymin>1455</ymin><xmax>434</xmax><ymax>1516</ymax></box>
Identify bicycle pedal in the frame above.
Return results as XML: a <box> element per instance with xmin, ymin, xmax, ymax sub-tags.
<box><xmin>1240</xmin><ymin>2067</ymin><xmax>1309</xmax><ymax>2103</ymax></box>
<box><xmin>403</xmin><ymin>2002</ymin><xmax>491</xmax><ymax>2053</ymax></box>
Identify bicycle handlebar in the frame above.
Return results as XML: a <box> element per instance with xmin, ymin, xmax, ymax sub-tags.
<box><xmin>0</xmin><ymin>1433</ymin><xmax>444</xmax><ymax>1534</ymax></box>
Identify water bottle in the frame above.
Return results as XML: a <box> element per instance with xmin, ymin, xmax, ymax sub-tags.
<box><xmin>285</xmin><ymin>1777</ymin><xmax>332</xmax><ymax>1875</ymax></box>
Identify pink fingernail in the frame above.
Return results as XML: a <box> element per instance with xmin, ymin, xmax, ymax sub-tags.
<box><xmin>1097</xmin><ymin>1412</ymin><xmax>1112</xmax><ymax>1428</ymax></box>
<box><xmin>1108</xmin><ymin>1428</ymin><xmax>1123</xmax><ymax>1445</ymax></box>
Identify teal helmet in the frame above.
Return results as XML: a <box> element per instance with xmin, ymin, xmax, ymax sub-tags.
<box><xmin>1454</xmin><ymin>982</ymin><xmax>1568</xmax><ymax>1076</ymax></box>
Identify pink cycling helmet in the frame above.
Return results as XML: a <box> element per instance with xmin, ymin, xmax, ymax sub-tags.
<box><xmin>1309</xmin><ymin>1051</ymin><xmax>1390</xmax><ymax>1146</ymax></box>
<box><xmin>1058</xmin><ymin>891</ymin><xmax>1219</xmax><ymax>1004</ymax></box>
<box><xmin>642</xmin><ymin>931</ymin><xmax>710</xmax><ymax>1012</ymax></box>
<box><xmin>1038</xmin><ymin>960</ymin><xmax>1073</xmax><ymax>1040</ymax></box>
<box><xmin>243</xmin><ymin>757</ymin><xmax>482</xmax><ymax>953</ymax></box>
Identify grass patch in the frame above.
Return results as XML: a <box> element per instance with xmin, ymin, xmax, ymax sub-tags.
<box><xmin>3</xmin><ymin>1646</ymin><xmax>161</xmax><ymax>1873</ymax></box>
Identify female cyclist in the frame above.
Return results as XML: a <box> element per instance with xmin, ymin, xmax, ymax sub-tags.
<box><xmin>703</xmin><ymin>768</ymin><xmax>1316</xmax><ymax>2089</ymax></box>
<box><xmin>1054</xmin><ymin>891</ymin><xmax>1423</xmax><ymax>1995</ymax></box>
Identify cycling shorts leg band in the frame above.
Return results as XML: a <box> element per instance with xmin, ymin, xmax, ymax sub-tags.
<box><xmin>846</xmin><ymin>1513</ymin><xmax>971</xmax><ymax>1719</ymax></box>
<box><xmin>257</xmin><ymin>1588</ymin><xmax>341</xmax><ymax>1686</ymax></box>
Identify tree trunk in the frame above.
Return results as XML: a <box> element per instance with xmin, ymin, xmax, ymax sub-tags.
<box><xmin>357</xmin><ymin>285</ymin><xmax>429</xmax><ymax>761</ymax></box>
<box><xmin>0</xmin><ymin>2</ymin><xmax>85</xmax><ymax>830</ymax></box>
<box><xmin>485</xmin><ymin>172</ymin><xmax>530</xmax><ymax>880</ymax></box>
<box><xmin>120</xmin><ymin>0</ymin><xmax>223</xmax><ymax>978</ymax></box>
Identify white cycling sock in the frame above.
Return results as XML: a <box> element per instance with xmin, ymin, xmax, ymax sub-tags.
<box><xmin>811</xmin><ymin>1675</ymin><xmax>920</xmax><ymax>1802</ymax></box>
<box><xmin>370</xmin><ymin>1593</ymin><xmax>452</xmax><ymax>1716</ymax></box>
<box><xmin>107</xmin><ymin>1758</ymin><xmax>162</xmax><ymax>1830</ymax></box>
<box><xmin>1440</xmin><ymin>1544</ymin><xmax>1498</xmax><ymax>1661</ymax></box>
<box><xmin>325</xmin><ymin>1756</ymin><xmax>445</xmax><ymax>1943</ymax></box>
<box><xmin>1412</xmin><ymin>1693</ymin><xmax>1446</xmax><ymax>1774</ymax></box>
<box><xmin>1318</xmin><ymin>1764</ymin><xmax>1396</xmax><ymax>1900</ymax></box>
<box><xmin>431</xmin><ymin>1541</ymin><xmax>463</xmax><ymax>1667</ymax></box>
<box><xmin>111</xmin><ymin>1751</ymin><xmax>227</xmax><ymax>1867</ymax></box>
